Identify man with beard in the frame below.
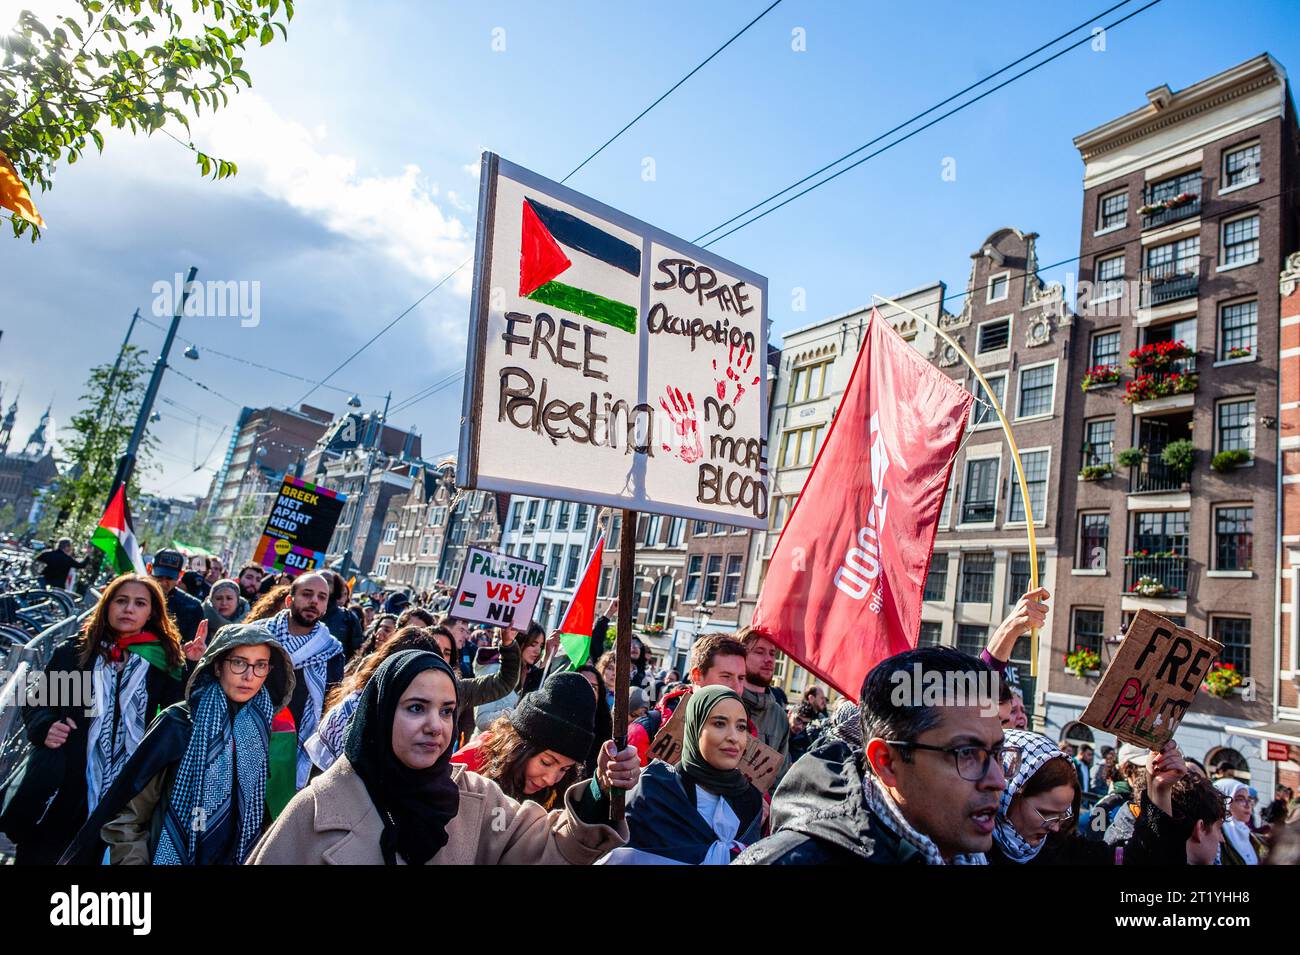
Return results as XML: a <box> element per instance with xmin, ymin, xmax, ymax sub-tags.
<box><xmin>737</xmin><ymin>629</ymin><xmax>791</xmax><ymax>784</ymax></box>
<box><xmin>265</xmin><ymin>572</ymin><xmax>345</xmax><ymax>790</ymax></box>
<box><xmin>237</xmin><ymin>563</ymin><xmax>265</xmax><ymax>602</ymax></box>
<box><xmin>737</xmin><ymin>646</ymin><xmax>1011</xmax><ymax>865</ymax></box>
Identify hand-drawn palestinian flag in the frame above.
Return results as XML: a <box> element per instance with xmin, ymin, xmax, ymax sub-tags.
<box><xmin>458</xmin><ymin>591</ymin><xmax>477</xmax><ymax>608</ymax></box>
<box><xmin>519</xmin><ymin>197</ymin><xmax>640</xmax><ymax>334</ymax></box>
<box><xmin>557</xmin><ymin>534</ymin><xmax>606</xmax><ymax>667</ymax></box>
<box><xmin>91</xmin><ymin>484</ymin><xmax>147</xmax><ymax>577</ymax></box>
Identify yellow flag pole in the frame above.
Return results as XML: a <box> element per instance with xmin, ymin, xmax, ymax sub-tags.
<box><xmin>872</xmin><ymin>295</ymin><xmax>1041</xmax><ymax>679</ymax></box>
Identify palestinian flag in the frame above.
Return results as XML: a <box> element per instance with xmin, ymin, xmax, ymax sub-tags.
<box><xmin>265</xmin><ymin>707</ymin><xmax>298</xmax><ymax>819</ymax></box>
<box><xmin>90</xmin><ymin>484</ymin><xmax>146</xmax><ymax>577</ymax></box>
<box><xmin>519</xmin><ymin>197</ymin><xmax>640</xmax><ymax>334</ymax></box>
<box><xmin>114</xmin><ymin>633</ymin><xmax>183</xmax><ymax>680</ymax></box>
<box><xmin>557</xmin><ymin>534</ymin><xmax>605</xmax><ymax>668</ymax></box>
<box><xmin>459</xmin><ymin>591</ymin><xmax>477</xmax><ymax>608</ymax></box>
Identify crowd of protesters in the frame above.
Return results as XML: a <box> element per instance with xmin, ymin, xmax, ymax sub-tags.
<box><xmin>4</xmin><ymin>557</ymin><xmax>1299</xmax><ymax>867</ymax></box>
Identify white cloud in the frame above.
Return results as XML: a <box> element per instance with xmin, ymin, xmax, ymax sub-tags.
<box><xmin>192</xmin><ymin>93</ymin><xmax>474</xmax><ymax>295</ymax></box>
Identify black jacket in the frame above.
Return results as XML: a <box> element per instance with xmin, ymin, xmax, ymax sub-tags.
<box><xmin>323</xmin><ymin>603</ymin><xmax>364</xmax><ymax>659</ymax></box>
<box><xmin>733</xmin><ymin>737</ymin><xmax>928</xmax><ymax>865</ymax></box>
<box><xmin>166</xmin><ymin>587</ymin><xmax>205</xmax><ymax>643</ymax></box>
<box><xmin>5</xmin><ymin>637</ymin><xmax>186</xmax><ymax>864</ymax></box>
<box><xmin>36</xmin><ymin>549</ymin><xmax>87</xmax><ymax>588</ymax></box>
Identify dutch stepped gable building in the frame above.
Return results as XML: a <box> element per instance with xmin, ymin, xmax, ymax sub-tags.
<box><xmin>1050</xmin><ymin>54</ymin><xmax>1299</xmax><ymax>788</ymax></box>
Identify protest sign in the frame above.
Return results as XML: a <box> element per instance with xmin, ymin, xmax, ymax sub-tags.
<box><xmin>253</xmin><ymin>476</ymin><xmax>346</xmax><ymax>576</ymax></box>
<box><xmin>1079</xmin><ymin>610</ymin><xmax>1223</xmax><ymax>749</ymax></box>
<box><xmin>450</xmin><ymin>546</ymin><xmax>546</xmax><ymax>629</ymax></box>
<box><xmin>646</xmin><ymin>687</ymin><xmax>785</xmax><ymax>793</ymax></box>
<box><xmin>458</xmin><ymin>152</ymin><xmax>769</xmax><ymax>529</ymax></box>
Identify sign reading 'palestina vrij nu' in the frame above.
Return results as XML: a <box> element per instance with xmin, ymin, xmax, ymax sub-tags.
<box><xmin>457</xmin><ymin>153</ymin><xmax>770</xmax><ymax>529</ymax></box>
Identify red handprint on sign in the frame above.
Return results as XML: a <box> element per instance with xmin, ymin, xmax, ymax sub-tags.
<box><xmin>713</xmin><ymin>343</ymin><xmax>760</xmax><ymax>405</ymax></box>
<box><xmin>659</xmin><ymin>386</ymin><xmax>704</xmax><ymax>464</ymax></box>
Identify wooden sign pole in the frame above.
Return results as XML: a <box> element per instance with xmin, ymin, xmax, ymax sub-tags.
<box><xmin>610</xmin><ymin>507</ymin><xmax>637</xmax><ymax>823</ymax></box>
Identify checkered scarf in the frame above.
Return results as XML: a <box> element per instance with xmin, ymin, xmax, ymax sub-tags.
<box><xmin>861</xmin><ymin>764</ymin><xmax>987</xmax><ymax>865</ymax></box>
<box><xmin>266</xmin><ymin>610</ymin><xmax>342</xmax><ymax>788</ymax></box>
<box><xmin>994</xmin><ymin>729</ymin><xmax>1067</xmax><ymax>864</ymax></box>
<box><xmin>86</xmin><ymin>652</ymin><xmax>150</xmax><ymax>813</ymax></box>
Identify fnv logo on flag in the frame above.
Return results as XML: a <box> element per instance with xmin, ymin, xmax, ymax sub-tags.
<box><xmin>519</xmin><ymin>197</ymin><xmax>641</xmax><ymax>334</ymax></box>
<box><xmin>751</xmin><ymin>310</ymin><xmax>973</xmax><ymax>698</ymax></box>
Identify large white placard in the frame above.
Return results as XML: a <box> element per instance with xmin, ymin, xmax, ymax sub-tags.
<box><xmin>458</xmin><ymin>154</ymin><xmax>769</xmax><ymax>529</ymax></box>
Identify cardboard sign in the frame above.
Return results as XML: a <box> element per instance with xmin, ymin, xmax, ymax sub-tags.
<box><xmin>253</xmin><ymin>476</ymin><xmax>346</xmax><ymax>576</ymax></box>
<box><xmin>458</xmin><ymin>153</ymin><xmax>770</xmax><ymax>529</ymax></box>
<box><xmin>645</xmin><ymin>687</ymin><xmax>785</xmax><ymax>793</ymax></box>
<box><xmin>1079</xmin><ymin>610</ymin><xmax>1222</xmax><ymax>749</ymax></box>
<box><xmin>450</xmin><ymin>546</ymin><xmax>546</xmax><ymax>629</ymax></box>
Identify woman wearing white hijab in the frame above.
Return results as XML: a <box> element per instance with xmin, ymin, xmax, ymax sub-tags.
<box><xmin>1214</xmin><ymin>778</ymin><xmax>1264</xmax><ymax>865</ymax></box>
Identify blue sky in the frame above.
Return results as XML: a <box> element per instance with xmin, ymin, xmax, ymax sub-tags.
<box><xmin>2</xmin><ymin>0</ymin><xmax>1297</xmax><ymax>500</ymax></box>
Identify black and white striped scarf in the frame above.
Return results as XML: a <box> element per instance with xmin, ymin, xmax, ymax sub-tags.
<box><xmin>266</xmin><ymin>610</ymin><xmax>342</xmax><ymax>789</ymax></box>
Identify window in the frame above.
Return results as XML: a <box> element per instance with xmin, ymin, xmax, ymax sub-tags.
<box><xmin>723</xmin><ymin>555</ymin><xmax>743</xmax><ymax>604</ymax></box>
<box><xmin>375</xmin><ymin>556</ymin><xmax>391</xmax><ymax>577</ymax></box>
<box><xmin>971</xmin><ymin>373</ymin><xmax>1006</xmax><ymax>428</ymax></box>
<box><xmin>712</xmin><ymin>522</ymin><xmax>728</xmax><ymax>536</ymax></box>
<box><xmin>667</xmin><ymin>517</ymin><xmax>686</xmax><ymax>547</ymax></box>
<box><xmin>1095</xmin><ymin>255</ymin><xmax>1125</xmax><ymax>301</ymax></box>
<box><xmin>957</xmin><ymin>624</ymin><xmax>987</xmax><ymax>656</ymax></box>
<box><xmin>564</xmin><ymin>545</ymin><xmax>581</xmax><ymax>587</ymax></box>
<box><xmin>918</xmin><ymin>622</ymin><xmax>943</xmax><ymax>647</ymax></box>
<box><xmin>1214</xmin><ymin>506</ymin><xmax>1253</xmax><ymax>571</ymax></box>
<box><xmin>546</xmin><ymin>544</ymin><xmax>562</xmax><ymax>586</ymax></box>
<box><xmin>510</xmin><ymin>501</ymin><xmax>524</xmax><ymax>530</ymax></box>
<box><xmin>977</xmin><ymin>317</ymin><xmax>1010</xmax><ymax>353</ymax></box>
<box><xmin>531</xmin><ymin>543</ymin><xmax>545</xmax><ymax>565</ymax></box>
<box><xmin>1098</xmin><ymin>189</ymin><xmax>1128</xmax><ymax>230</ymax></box>
<box><xmin>1222</xmin><ymin>142</ymin><xmax>1261</xmax><ymax>189</ymax></box>
<box><xmin>607</xmin><ymin>514</ymin><xmax>621</xmax><ymax>547</ymax></box>
<box><xmin>1084</xmin><ymin>419</ymin><xmax>1115</xmax><ymax>468</ymax></box>
<box><xmin>938</xmin><ymin>482</ymin><xmax>953</xmax><ymax>530</ymax></box>
<box><xmin>770</xmin><ymin>496</ymin><xmax>791</xmax><ymax>531</ymax></box>
<box><xmin>541</xmin><ymin>500</ymin><xmax>554</xmax><ymax>530</ymax></box>
<box><xmin>961</xmin><ymin>457</ymin><xmax>999</xmax><ymax>524</ymax></box>
<box><xmin>788</xmin><ymin>358</ymin><xmax>833</xmax><ymax>404</ymax></box>
<box><xmin>683</xmin><ymin>556</ymin><xmax>703</xmax><ymax>603</ymax></box>
<box><xmin>525</xmin><ymin>499</ymin><xmax>539</xmax><ymax>521</ymax></box>
<box><xmin>960</xmin><ymin>553</ymin><xmax>994</xmax><ymax>603</ymax></box>
<box><xmin>1147</xmin><ymin>170</ymin><xmax>1200</xmax><ymax>204</ymax></box>
<box><xmin>1221</xmin><ymin>214</ymin><xmax>1260</xmax><ymax>267</ymax></box>
<box><xmin>1008</xmin><ymin>450</ymin><xmax>1049</xmax><ymax>523</ymax></box>
<box><xmin>1071</xmin><ymin>609</ymin><xmax>1105</xmax><ymax>655</ymax></box>
<box><xmin>1007</xmin><ymin>552</ymin><xmax>1045</xmax><ymax>604</ymax></box>
<box><xmin>1218</xmin><ymin>301</ymin><xmax>1257</xmax><ymax>360</ymax></box>
<box><xmin>382</xmin><ymin>522</ymin><xmax>397</xmax><ymax>544</ymax></box>
<box><xmin>641</xmin><ymin>514</ymin><xmax>662</xmax><ymax>546</ymax></box>
<box><xmin>987</xmin><ymin>272</ymin><xmax>1010</xmax><ymax>303</ymax></box>
<box><xmin>1133</xmin><ymin>511</ymin><xmax>1189</xmax><ymax>556</ymax></box>
<box><xmin>557</xmin><ymin>501</ymin><xmax>571</xmax><ymax>530</ymax></box>
<box><xmin>1017</xmin><ymin>364</ymin><xmax>1055</xmax><ymax>419</ymax></box>
<box><xmin>1211</xmin><ymin>617</ymin><xmax>1251</xmax><ymax>676</ymax></box>
<box><xmin>779</xmin><ymin>424</ymin><xmax>824</xmax><ymax>468</ymax></box>
<box><xmin>574</xmin><ymin>505</ymin><xmax>589</xmax><ymax>530</ymax></box>
<box><xmin>693</xmin><ymin>520</ymin><xmax>709</xmax><ymax>536</ymax></box>
<box><xmin>1146</xmin><ymin>236</ymin><xmax>1199</xmax><ymax>275</ymax></box>
<box><xmin>1217</xmin><ymin>398</ymin><xmax>1255</xmax><ymax>454</ymax></box>
<box><xmin>702</xmin><ymin>555</ymin><xmax>723</xmax><ymax>604</ymax></box>
<box><xmin>1090</xmin><ymin>330</ymin><xmax>1121</xmax><ymax>369</ymax></box>
<box><xmin>1078</xmin><ymin>513</ymin><xmax>1109</xmax><ymax>570</ymax></box>
<box><xmin>598</xmin><ymin>567</ymin><xmax>617</xmax><ymax>599</ymax></box>
<box><xmin>923</xmin><ymin>559</ymin><xmax>948</xmax><ymax>601</ymax></box>
<box><xmin>555</xmin><ymin>600</ymin><xmax>569</xmax><ymax>626</ymax></box>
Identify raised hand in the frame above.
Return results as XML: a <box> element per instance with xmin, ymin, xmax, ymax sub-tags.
<box><xmin>45</xmin><ymin>717</ymin><xmax>76</xmax><ymax>749</ymax></box>
<box><xmin>713</xmin><ymin>342</ymin><xmax>760</xmax><ymax>405</ymax></box>
<box><xmin>182</xmin><ymin>618</ymin><xmax>208</xmax><ymax>662</ymax></box>
<box><xmin>659</xmin><ymin>385</ymin><xmax>704</xmax><ymax>464</ymax></box>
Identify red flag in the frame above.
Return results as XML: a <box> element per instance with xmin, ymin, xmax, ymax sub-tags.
<box><xmin>557</xmin><ymin>534</ymin><xmax>606</xmax><ymax>667</ymax></box>
<box><xmin>752</xmin><ymin>309</ymin><xmax>973</xmax><ymax>697</ymax></box>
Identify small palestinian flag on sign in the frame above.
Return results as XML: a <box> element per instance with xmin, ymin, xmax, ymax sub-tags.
<box><xmin>519</xmin><ymin>197</ymin><xmax>641</xmax><ymax>334</ymax></box>
<box><xmin>458</xmin><ymin>591</ymin><xmax>477</xmax><ymax>608</ymax></box>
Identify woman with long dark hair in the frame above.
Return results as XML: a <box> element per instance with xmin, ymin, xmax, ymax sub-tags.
<box><xmin>1</xmin><ymin>575</ymin><xmax>202</xmax><ymax>864</ymax></box>
<box><xmin>473</xmin><ymin>624</ymin><xmax>545</xmax><ymax>733</ymax></box>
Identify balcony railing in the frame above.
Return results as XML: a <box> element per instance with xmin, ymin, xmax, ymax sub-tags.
<box><xmin>1129</xmin><ymin>452</ymin><xmax>1188</xmax><ymax>494</ymax></box>
<box><xmin>1123</xmin><ymin>555</ymin><xmax>1188</xmax><ymax>597</ymax></box>
<box><xmin>961</xmin><ymin>500</ymin><xmax>996</xmax><ymax>524</ymax></box>
<box><xmin>1139</xmin><ymin>261</ymin><xmax>1199</xmax><ymax>307</ymax></box>
<box><xmin>1140</xmin><ymin>189</ymin><xmax>1202</xmax><ymax>230</ymax></box>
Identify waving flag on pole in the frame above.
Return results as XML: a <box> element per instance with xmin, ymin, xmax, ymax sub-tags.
<box><xmin>91</xmin><ymin>484</ymin><xmax>147</xmax><ymax>577</ymax></box>
<box><xmin>556</xmin><ymin>533</ymin><xmax>606</xmax><ymax>668</ymax></box>
<box><xmin>751</xmin><ymin>310</ymin><xmax>973</xmax><ymax>698</ymax></box>
<box><xmin>0</xmin><ymin>148</ymin><xmax>45</xmax><ymax>229</ymax></box>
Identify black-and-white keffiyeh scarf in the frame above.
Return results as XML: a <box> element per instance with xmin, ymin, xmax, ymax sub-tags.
<box><xmin>266</xmin><ymin>609</ymin><xmax>342</xmax><ymax>788</ymax></box>
<box><xmin>305</xmin><ymin>690</ymin><xmax>360</xmax><ymax>772</ymax></box>
<box><xmin>153</xmin><ymin>676</ymin><xmax>275</xmax><ymax>865</ymax></box>
<box><xmin>994</xmin><ymin>729</ymin><xmax>1066</xmax><ymax>864</ymax></box>
<box><xmin>861</xmin><ymin>765</ymin><xmax>987</xmax><ymax>865</ymax></box>
<box><xmin>86</xmin><ymin>652</ymin><xmax>150</xmax><ymax>812</ymax></box>
<box><xmin>829</xmin><ymin>700</ymin><xmax>861</xmax><ymax>746</ymax></box>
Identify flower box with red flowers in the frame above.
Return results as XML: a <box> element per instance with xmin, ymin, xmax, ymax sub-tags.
<box><xmin>1080</xmin><ymin>364</ymin><xmax>1121</xmax><ymax>392</ymax></box>
<box><xmin>1122</xmin><ymin>371</ymin><xmax>1198</xmax><ymax>404</ymax></box>
<box><xmin>1203</xmin><ymin>663</ymin><xmax>1243</xmax><ymax>699</ymax></box>
<box><xmin>1127</xmin><ymin>340</ymin><xmax>1193</xmax><ymax>371</ymax></box>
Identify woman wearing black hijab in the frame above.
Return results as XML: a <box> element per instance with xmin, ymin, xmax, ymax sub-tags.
<box><xmin>247</xmin><ymin>650</ymin><xmax>636</xmax><ymax>865</ymax></box>
<box><xmin>597</xmin><ymin>685</ymin><xmax>763</xmax><ymax>865</ymax></box>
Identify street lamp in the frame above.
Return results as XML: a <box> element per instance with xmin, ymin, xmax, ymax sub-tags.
<box><xmin>347</xmin><ymin>394</ymin><xmax>362</xmax><ymax>408</ymax></box>
<box><xmin>183</xmin><ymin>345</ymin><xmax>200</xmax><ymax>360</ymax></box>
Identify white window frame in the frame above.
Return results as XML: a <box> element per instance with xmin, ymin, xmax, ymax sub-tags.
<box><xmin>1095</xmin><ymin>187</ymin><xmax>1128</xmax><ymax>234</ymax></box>
<box><xmin>1089</xmin><ymin>328</ymin><xmax>1123</xmax><ymax>369</ymax></box>
<box><xmin>1215</xmin><ymin>396</ymin><xmax>1257</xmax><ymax>458</ymax></box>
<box><xmin>1093</xmin><ymin>253</ymin><xmax>1125</xmax><ymax>303</ymax></box>
<box><xmin>1014</xmin><ymin>359</ymin><xmax>1058</xmax><ymax>422</ymax></box>
<box><xmin>970</xmin><ymin>372</ymin><xmax>1008</xmax><ymax>431</ymax></box>
<box><xmin>1215</xmin><ymin>297</ymin><xmax>1258</xmax><ymax>366</ymax></box>
<box><xmin>986</xmin><ymin>270</ymin><xmax>1011</xmax><ymax>303</ymax></box>
<box><xmin>976</xmin><ymin>314</ymin><xmax>1013</xmax><ymax>355</ymax></box>
<box><xmin>1219</xmin><ymin>140</ymin><xmax>1261</xmax><ymax>195</ymax></box>
<box><xmin>958</xmin><ymin>444</ymin><xmax>1002</xmax><ymax>529</ymax></box>
<box><xmin>1217</xmin><ymin>211</ymin><xmax>1261</xmax><ymax>272</ymax></box>
<box><xmin>1075</xmin><ymin>510</ymin><xmax>1110</xmax><ymax>575</ymax></box>
<box><xmin>1005</xmin><ymin>445</ymin><xmax>1051</xmax><ymax>528</ymax></box>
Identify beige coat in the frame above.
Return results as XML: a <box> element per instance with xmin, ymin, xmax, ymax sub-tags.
<box><xmin>245</xmin><ymin>756</ymin><xmax>627</xmax><ymax>865</ymax></box>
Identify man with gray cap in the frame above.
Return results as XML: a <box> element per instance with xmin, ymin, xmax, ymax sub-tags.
<box><xmin>149</xmin><ymin>548</ymin><xmax>204</xmax><ymax>643</ymax></box>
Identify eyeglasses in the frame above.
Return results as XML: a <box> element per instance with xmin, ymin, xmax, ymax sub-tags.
<box><xmin>1033</xmin><ymin>804</ymin><xmax>1074</xmax><ymax>829</ymax></box>
<box><xmin>224</xmin><ymin>658</ymin><xmax>271</xmax><ymax>677</ymax></box>
<box><xmin>885</xmin><ymin>740</ymin><xmax>1022</xmax><ymax>782</ymax></box>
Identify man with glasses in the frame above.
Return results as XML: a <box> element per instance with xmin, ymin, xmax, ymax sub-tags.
<box><xmin>737</xmin><ymin>646</ymin><xmax>1014</xmax><ymax>865</ymax></box>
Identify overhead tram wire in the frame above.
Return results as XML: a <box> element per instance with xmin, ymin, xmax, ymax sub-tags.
<box><xmin>691</xmin><ymin>0</ymin><xmax>1138</xmax><ymax>245</ymax></box>
<box><xmin>298</xmin><ymin>2</ymin><xmax>787</xmax><ymax>408</ymax></box>
<box><xmin>696</xmin><ymin>0</ymin><xmax>1166</xmax><ymax>248</ymax></box>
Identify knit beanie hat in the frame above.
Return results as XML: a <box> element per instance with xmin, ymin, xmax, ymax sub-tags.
<box><xmin>509</xmin><ymin>672</ymin><xmax>596</xmax><ymax>762</ymax></box>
